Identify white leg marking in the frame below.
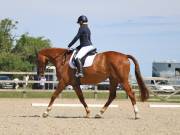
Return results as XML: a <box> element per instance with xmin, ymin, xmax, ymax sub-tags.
<box><xmin>42</xmin><ymin>106</ymin><xmax>52</xmax><ymax>118</ymax></box>
<box><xmin>133</xmin><ymin>104</ymin><xmax>139</xmax><ymax>113</ymax></box>
<box><xmin>133</xmin><ymin>104</ymin><xmax>140</xmax><ymax>119</ymax></box>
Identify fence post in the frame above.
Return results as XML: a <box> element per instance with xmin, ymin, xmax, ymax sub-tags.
<box><xmin>94</xmin><ymin>86</ymin><xmax>98</xmax><ymax>99</ymax></box>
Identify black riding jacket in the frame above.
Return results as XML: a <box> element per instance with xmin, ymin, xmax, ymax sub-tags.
<box><xmin>68</xmin><ymin>24</ymin><xmax>92</xmax><ymax>49</ymax></box>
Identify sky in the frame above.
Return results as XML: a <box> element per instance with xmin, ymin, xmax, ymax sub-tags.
<box><xmin>0</xmin><ymin>0</ymin><xmax>180</xmax><ymax>76</ymax></box>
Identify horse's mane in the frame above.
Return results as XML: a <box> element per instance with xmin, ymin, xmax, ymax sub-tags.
<box><xmin>39</xmin><ymin>48</ymin><xmax>67</xmax><ymax>56</ymax></box>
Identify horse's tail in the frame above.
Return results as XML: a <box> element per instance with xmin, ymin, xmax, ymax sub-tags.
<box><xmin>127</xmin><ymin>55</ymin><xmax>149</xmax><ymax>101</ymax></box>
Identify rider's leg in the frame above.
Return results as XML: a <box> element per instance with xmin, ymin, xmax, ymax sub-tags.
<box><xmin>75</xmin><ymin>46</ymin><xmax>95</xmax><ymax>59</ymax></box>
<box><xmin>75</xmin><ymin>58</ymin><xmax>84</xmax><ymax>77</ymax></box>
<box><xmin>75</xmin><ymin>46</ymin><xmax>95</xmax><ymax>77</ymax></box>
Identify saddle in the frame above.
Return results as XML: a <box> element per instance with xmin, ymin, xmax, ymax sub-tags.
<box><xmin>69</xmin><ymin>48</ymin><xmax>97</xmax><ymax>69</ymax></box>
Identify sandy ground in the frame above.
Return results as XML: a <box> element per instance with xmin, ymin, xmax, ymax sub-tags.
<box><xmin>0</xmin><ymin>98</ymin><xmax>180</xmax><ymax>135</ymax></box>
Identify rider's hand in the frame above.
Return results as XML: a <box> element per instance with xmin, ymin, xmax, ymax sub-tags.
<box><xmin>67</xmin><ymin>47</ymin><xmax>71</xmax><ymax>53</ymax></box>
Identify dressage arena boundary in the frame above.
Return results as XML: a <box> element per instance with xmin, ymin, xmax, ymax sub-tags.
<box><xmin>32</xmin><ymin>103</ymin><xmax>119</xmax><ymax>108</ymax></box>
<box><xmin>149</xmin><ymin>104</ymin><xmax>180</xmax><ymax>108</ymax></box>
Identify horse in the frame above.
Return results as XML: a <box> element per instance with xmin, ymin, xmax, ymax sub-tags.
<box><xmin>37</xmin><ymin>48</ymin><xmax>149</xmax><ymax>119</ymax></box>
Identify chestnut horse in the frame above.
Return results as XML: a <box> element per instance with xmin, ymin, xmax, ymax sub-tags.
<box><xmin>37</xmin><ymin>48</ymin><xmax>149</xmax><ymax>119</ymax></box>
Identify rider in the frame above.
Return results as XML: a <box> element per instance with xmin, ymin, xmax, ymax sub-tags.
<box><xmin>68</xmin><ymin>15</ymin><xmax>95</xmax><ymax>78</ymax></box>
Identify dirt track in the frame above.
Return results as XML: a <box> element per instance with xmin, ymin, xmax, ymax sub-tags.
<box><xmin>0</xmin><ymin>98</ymin><xmax>180</xmax><ymax>135</ymax></box>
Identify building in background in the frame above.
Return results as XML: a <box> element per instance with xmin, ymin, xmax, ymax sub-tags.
<box><xmin>152</xmin><ymin>61</ymin><xmax>180</xmax><ymax>85</ymax></box>
<box><xmin>152</xmin><ymin>61</ymin><xmax>180</xmax><ymax>78</ymax></box>
<box><xmin>45</xmin><ymin>66</ymin><xmax>57</xmax><ymax>89</ymax></box>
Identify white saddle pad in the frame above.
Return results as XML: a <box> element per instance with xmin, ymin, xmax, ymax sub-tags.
<box><xmin>69</xmin><ymin>51</ymin><xmax>96</xmax><ymax>69</ymax></box>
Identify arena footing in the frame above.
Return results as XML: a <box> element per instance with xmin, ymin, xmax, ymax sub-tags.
<box><xmin>32</xmin><ymin>103</ymin><xmax>119</xmax><ymax>108</ymax></box>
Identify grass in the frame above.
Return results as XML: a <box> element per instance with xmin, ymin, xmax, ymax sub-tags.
<box><xmin>0</xmin><ymin>90</ymin><xmax>127</xmax><ymax>99</ymax></box>
<box><xmin>0</xmin><ymin>89</ymin><xmax>180</xmax><ymax>103</ymax></box>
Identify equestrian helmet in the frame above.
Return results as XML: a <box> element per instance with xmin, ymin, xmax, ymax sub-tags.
<box><xmin>77</xmin><ymin>15</ymin><xmax>88</xmax><ymax>23</ymax></box>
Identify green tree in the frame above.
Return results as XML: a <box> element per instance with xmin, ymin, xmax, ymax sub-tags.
<box><xmin>0</xmin><ymin>18</ymin><xmax>52</xmax><ymax>72</ymax></box>
<box><xmin>13</xmin><ymin>33</ymin><xmax>51</xmax><ymax>69</ymax></box>
<box><xmin>0</xmin><ymin>18</ymin><xmax>18</xmax><ymax>53</ymax></box>
<box><xmin>0</xmin><ymin>52</ymin><xmax>32</xmax><ymax>71</ymax></box>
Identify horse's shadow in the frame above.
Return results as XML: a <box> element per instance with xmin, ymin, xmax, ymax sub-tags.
<box><xmin>18</xmin><ymin>115</ymin><xmax>41</xmax><ymax>118</ymax></box>
<box><xmin>54</xmin><ymin>116</ymin><xmax>92</xmax><ymax>119</ymax></box>
<box><xmin>17</xmin><ymin>115</ymin><xmax>98</xmax><ymax>119</ymax></box>
<box><xmin>16</xmin><ymin>115</ymin><xmax>136</xmax><ymax>120</ymax></box>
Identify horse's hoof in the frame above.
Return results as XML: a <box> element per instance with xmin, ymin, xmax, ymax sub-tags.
<box><xmin>42</xmin><ymin>112</ymin><xmax>49</xmax><ymax>118</ymax></box>
<box><xmin>84</xmin><ymin>115</ymin><xmax>90</xmax><ymax>118</ymax></box>
<box><xmin>135</xmin><ymin>116</ymin><xmax>140</xmax><ymax>120</ymax></box>
<box><xmin>95</xmin><ymin>113</ymin><xmax>102</xmax><ymax>119</ymax></box>
<box><xmin>135</xmin><ymin>113</ymin><xmax>140</xmax><ymax>120</ymax></box>
<box><xmin>85</xmin><ymin>113</ymin><xmax>90</xmax><ymax>118</ymax></box>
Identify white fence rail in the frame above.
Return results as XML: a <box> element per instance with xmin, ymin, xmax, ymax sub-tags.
<box><xmin>1</xmin><ymin>72</ymin><xmax>180</xmax><ymax>101</ymax></box>
<box><xmin>0</xmin><ymin>72</ymin><xmax>55</xmax><ymax>75</ymax></box>
<box><xmin>0</xmin><ymin>80</ymin><xmax>58</xmax><ymax>83</ymax></box>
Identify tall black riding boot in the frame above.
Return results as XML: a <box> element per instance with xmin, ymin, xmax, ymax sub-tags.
<box><xmin>75</xmin><ymin>58</ymin><xmax>84</xmax><ymax>78</ymax></box>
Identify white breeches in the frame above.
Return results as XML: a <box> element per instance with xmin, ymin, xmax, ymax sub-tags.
<box><xmin>75</xmin><ymin>45</ymin><xmax>95</xmax><ymax>59</ymax></box>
